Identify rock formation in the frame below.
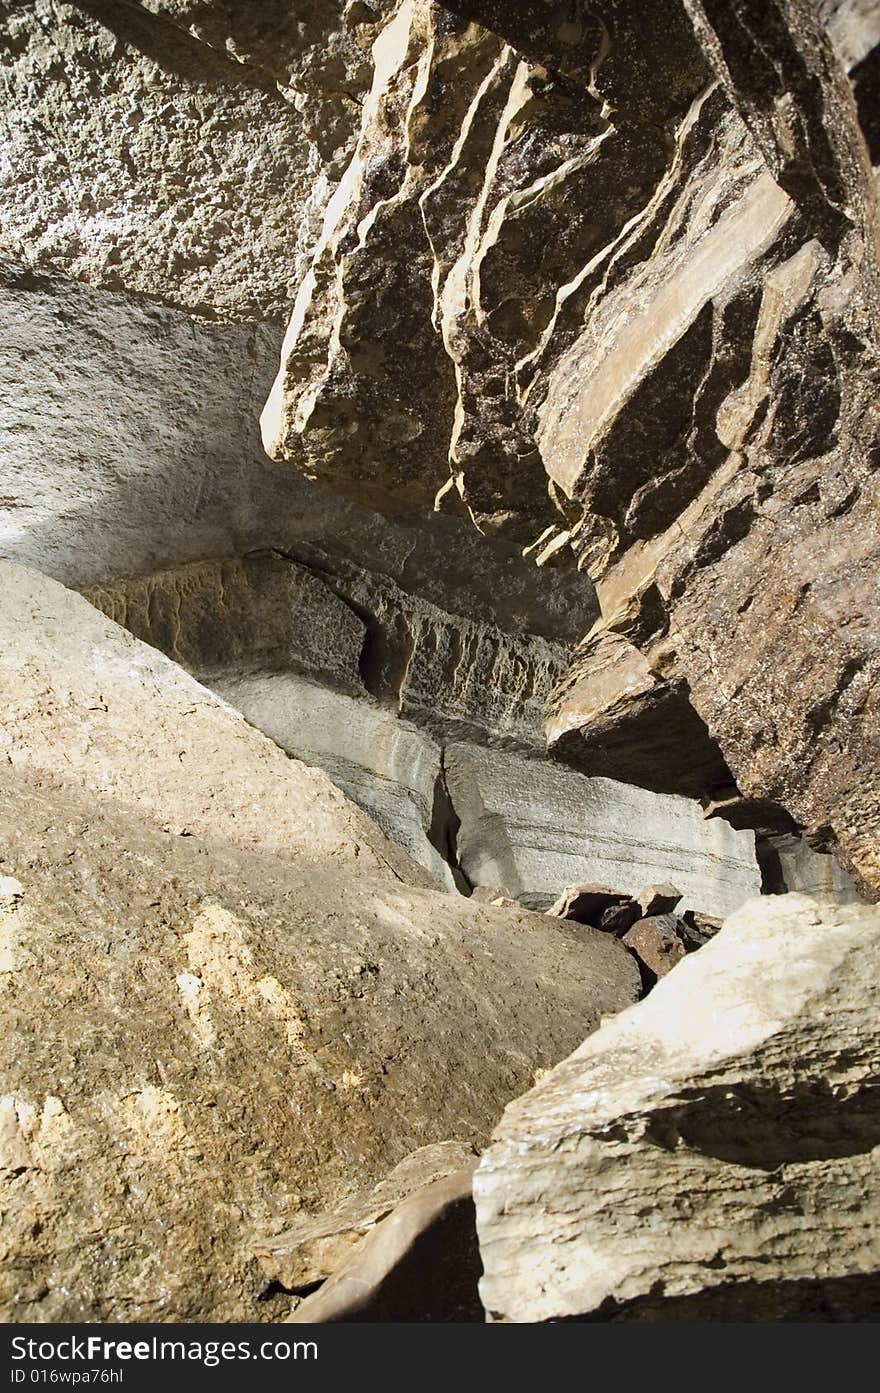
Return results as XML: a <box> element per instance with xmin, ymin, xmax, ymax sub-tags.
<box><xmin>258</xmin><ymin>0</ymin><xmax>880</xmax><ymax>899</ymax></box>
<box><xmin>0</xmin><ymin>561</ymin><xmax>640</xmax><ymax>1320</ymax></box>
<box><xmin>475</xmin><ymin>894</ymin><xmax>880</xmax><ymax>1322</ymax></box>
<box><xmin>0</xmin><ymin>0</ymin><xmax>878</xmax><ymax>1326</ymax></box>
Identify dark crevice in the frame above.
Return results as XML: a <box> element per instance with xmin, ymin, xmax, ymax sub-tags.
<box><xmin>428</xmin><ymin>746</ymin><xmax>471</xmax><ymax>895</ymax></box>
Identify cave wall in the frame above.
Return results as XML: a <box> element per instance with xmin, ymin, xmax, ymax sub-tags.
<box><xmin>258</xmin><ymin>0</ymin><xmax>880</xmax><ymax>898</ymax></box>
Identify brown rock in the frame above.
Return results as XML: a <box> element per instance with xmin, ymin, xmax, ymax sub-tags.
<box><xmin>0</xmin><ymin>564</ymin><xmax>642</xmax><ymax>1321</ymax></box>
<box><xmin>637</xmin><ymin>883</ymin><xmax>684</xmax><ymax>917</ymax></box>
<box><xmin>254</xmin><ymin>1140</ymin><xmax>476</xmax><ymax>1293</ymax></box>
<box><xmin>622</xmin><ymin>915</ymin><xmax>689</xmax><ymax>983</ymax></box>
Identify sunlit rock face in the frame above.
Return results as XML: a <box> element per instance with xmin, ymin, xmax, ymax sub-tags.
<box><xmin>261</xmin><ymin>0</ymin><xmax>880</xmax><ymax>898</ymax></box>
<box><xmin>475</xmin><ymin>893</ymin><xmax>880</xmax><ymax>1322</ymax></box>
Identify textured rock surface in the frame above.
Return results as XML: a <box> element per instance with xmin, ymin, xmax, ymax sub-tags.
<box><xmin>475</xmin><ymin>894</ymin><xmax>880</xmax><ymax>1322</ymax></box>
<box><xmin>0</xmin><ymin>560</ymin><xmax>424</xmax><ymax>885</ymax></box>
<box><xmin>621</xmin><ymin>916</ymin><xmax>688</xmax><ymax>983</ymax></box>
<box><xmin>212</xmin><ymin>676</ymin><xmax>457</xmax><ymax>889</ymax></box>
<box><xmin>289</xmin><ymin>1164</ymin><xmax>480</xmax><ymax>1322</ymax></box>
<box><xmin>444</xmin><ymin>743</ymin><xmax>760</xmax><ymax>917</ymax></box>
<box><xmin>0</xmin><ymin>260</ymin><xmax>594</xmax><ymax>647</ymax></box>
<box><xmin>84</xmin><ymin>552</ymin><xmax>579</xmax><ymax>753</ymax></box>
<box><xmin>0</xmin><ymin>0</ymin><xmax>391</xmax><ymax>320</ymax></box>
<box><xmin>258</xmin><ymin>0</ymin><xmax>880</xmax><ymax>896</ymax></box>
<box><xmin>255</xmin><ymin>1140</ymin><xmax>476</xmax><ymax>1293</ymax></box>
<box><xmin>0</xmin><ymin>564</ymin><xmax>641</xmax><ymax>1321</ymax></box>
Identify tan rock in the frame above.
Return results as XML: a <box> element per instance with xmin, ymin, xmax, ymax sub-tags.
<box><xmin>0</xmin><ymin>560</ymin><xmax>423</xmax><ymax>886</ymax></box>
<box><xmin>289</xmin><ymin>1165</ymin><xmax>480</xmax><ymax>1323</ymax></box>
<box><xmin>476</xmin><ymin>894</ymin><xmax>880</xmax><ymax>1321</ymax></box>
<box><xmin>0</xmin><ymin>563</ymin><xmax>640</xmax><ymax>1320</ymax></box>
<box><xmin>255</xmin><ymin>1140</ymin><xmax>476</xmax><ymax>1293</ymax></box>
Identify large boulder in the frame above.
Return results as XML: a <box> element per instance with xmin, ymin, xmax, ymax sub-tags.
<box><xmin>444</xmin><ymin>742</ymin><xmax>760</xmax><ymax>917</ymax></box>
<box><xmin>0</xmin><ymin>563</ymin><xmax>641</xmax><ymax>1321</ymax></box>
<box><xmin>475</xmin><ymin>893</ymin><xmax>880</xmax><ymax>1321</ymax></box>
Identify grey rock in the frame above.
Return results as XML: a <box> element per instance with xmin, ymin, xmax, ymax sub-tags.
<box><xmin>445</xmin><ymin>742</ymin><xmax>761</xmax><ymax>920</ymax></box>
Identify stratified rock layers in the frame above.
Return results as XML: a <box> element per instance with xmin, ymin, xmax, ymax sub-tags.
<box><xmin>262</xmin><ymin>0</ymin><xmax>880</xmax><ymax>897</ymax></box>
<box><xmin>475</xmin><ymin>893</ymin><xmax>880</xmax><ymax>1322</ymax></box>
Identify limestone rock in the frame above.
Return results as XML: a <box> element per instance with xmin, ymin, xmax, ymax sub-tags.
<box><xmin>547</xmin><ymin>884</ymin><xmax>633</xmax><ymax>925</ymax></box>
<box><xmin>210</xmin><ymin>675</ymin><xmax>457</xmax><ymax>890</ymax></box>
<box><xmin>289</xmin><ymin>1165</ymin><xmax>480</xmax><ymax>1323</ymax></box>
<box><xmin>86</xmin><ymin>555</ymin><xmax>368</xmax><ymax>699</ymax></box>
<box><xmin>637</xmin><ymin>884</ymin><xmax>684</xmax><ymax>917</ymax></box>
<box><xmin>254</xmin><ymin>0</ymin><xmax>880</xmax><ymax>896</ymax></box>
<box><xmin>257</xmin><ymin>1140</ymin><xmax>476</xmax><ymax>1294</ymax></box>
<box><xmin>0</xmin><ymin>564</ymin><xmax>642</xmax><ymax>1319</ymax></box>
<box><xmin>766</xmin><ymin>832</ymin><xmax>866</xmax><ymax>903</ymax></box>
<box><xmin>0</xmin><ymin>760</ymin><xmax>641</xmax><ymax>1322</ymax></box>
<box><xmin>475</xmin><ymin>894</ymin><xmax>880</xmax><ymax>1322</ymax></box>
<box><xmin>444</xmin><ymin>742</ymin><xmax>761</xmax><ymax>918</ymax></box>
<box><xmin>0</xmin><ymin>559</ymin><xmax>425</xmax><ymax>886</ymax></box>
<box><xmin>0</xmin><ymin>0</ymin><xmax>387</xmax><ymax>320</ymax></box>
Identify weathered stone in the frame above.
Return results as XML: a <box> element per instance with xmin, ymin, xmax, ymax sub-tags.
<box><xmin>679</xmin><ymin>908</ymin><xmax>723</xmax><ymax>948</ymax></box>
<box><xmin>0</xmin><ymin>0</ymin><xmax>388</xmax><ymax>320</ymax></box>
<box><xmin>85</xmin><ymin>555</ymin><xmax>368</xmax><ymax>698</ymax></box>
<box><xmin>0</xmin><ymin>559</ymin><xmax>425</xmax><ymax>885</ymax></box>
<box><xmin>254</xmin><ymin>1140</ymin><xmax>476</xmax><ymax>1293</ymax></box>
<box><xmin>0</xmin><ymin>566</ymin><xmax>642</xmax><ymax>1320</ymax></box>
<box><xmin>475</xmin><ymin>894</ymin><xmax>880</xmax><ymax>1322</ymax></box>
<box><xmin>766</xmin><ymin>832</ymin><xmax>866</xmax><ymax>902</ymax></box>
<box><xmin>444</xmin><ymin>742</ymin><xmax>761</xmax><ymax>918</ymax></box>
<box><xmin>210</xmin><ymin>675</ymin><xmax>457</xmax><ymax>890</ymax></box>
<box><xmin>546</xmin><ymin>884</ymin><xmax>632</xmax><ymax>926</ymax></box>
<box><xmin>288</xmin><ymin>1165</ymin><xmax>480</xmax><ymax>1323</ymax></box>
<box><xmin>637</xmin><ymin>883</ymin><xmax>684</xmax><ymax>917</ymax></box>
<box><xmin>249</xmin><ymin>0</ymin><xmax>880</xmax><ymax>899</ymax></box>
<box><xmin>621</xmin><ymin>915</ymin><xmax>688</xmax><ymax>984</ymax></box>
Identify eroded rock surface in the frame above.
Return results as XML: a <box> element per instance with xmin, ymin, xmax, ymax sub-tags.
<box><xmin>258</xmin><ymin>0</ymin><xmax>880</xmax><ymax>896</ymax></box>
<box><xmin>0</xmin><ymin>564</ymin><xmax>641</xmax><ymax>1321</ymax></box>
<box><xmin>444</xmin><ymin>743</ymin><xmax>760</xmax><ymax>917</ymax></box>
<box><xmin>0</xmin><ymin>0</ymin><xmax>392</xmax><ymax>320</ymax></box>
<box><xmin>475</xmin><ymin>893</ymin><xmax>880</xmax><ymax>1322</ymax></box>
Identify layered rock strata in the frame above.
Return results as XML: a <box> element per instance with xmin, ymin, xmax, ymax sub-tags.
<box><xmin>82</xmin><ymin>558</ymin><xmax>762</xmax><ymax>916</ymax></box>
<box><xmin>259</xmin><ymin>0</ymin><xmax>880</xmax><ymax>896</ymax></box>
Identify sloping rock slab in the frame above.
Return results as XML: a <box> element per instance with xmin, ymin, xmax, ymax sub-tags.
<box><xmin>475</xmin><ymin>894</ymin><xmax>880</xmax><ymax>1322</ymax></box>
<box><xmin>289</xmin><ymin>1165</ymin><xmax>480</xmax><ymax>1323</ymax></box>
<box><xmin>255</xmin><ymin>1140</ymin><xmax>476</xmax><ymax>1292</ymax></box>
<box><xmin>0</xmin><ymin>560</ymin><xmax>424</xmax><ymax>886</ymax></box>
<box><xmin>0</xmin><ymin>765</ymin><xmax>639</xmax><ymax>1322</ymax></box>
